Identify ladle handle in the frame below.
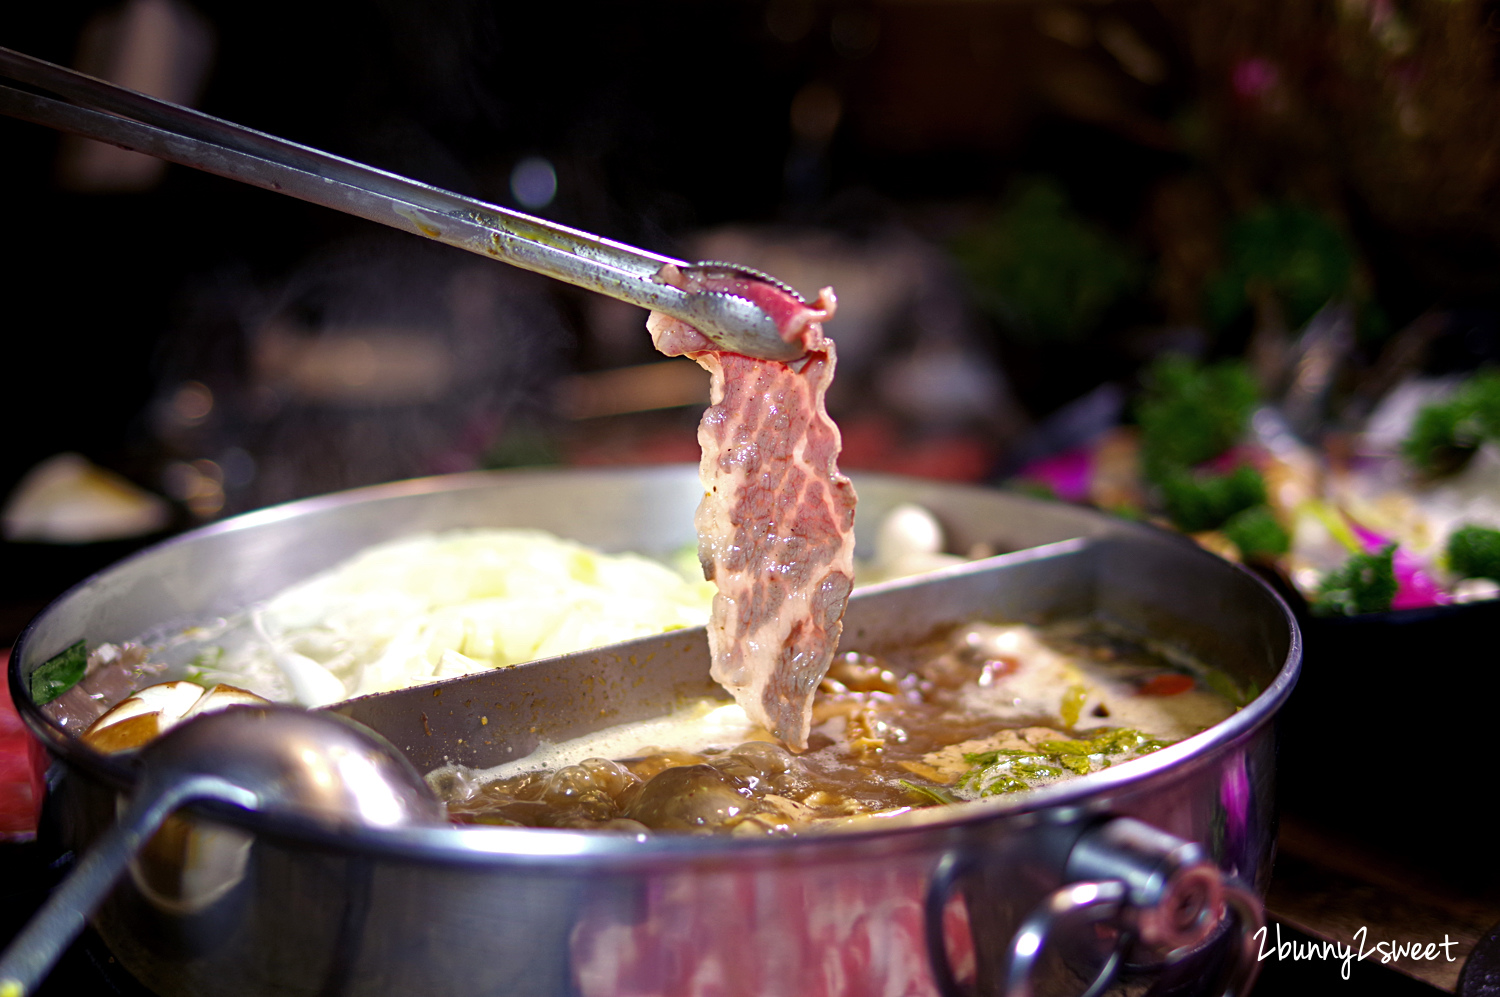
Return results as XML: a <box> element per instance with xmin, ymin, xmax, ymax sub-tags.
<box><xmin>0</xmin><ymin>775</ymin><xmax>255</xmax><ymax>997</ymax></box>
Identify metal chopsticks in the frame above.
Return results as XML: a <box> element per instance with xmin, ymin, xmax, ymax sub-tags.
<box><xmin>0</xmin><ymin>46</ymin><xmax>800</xmax><ymax>361</ymax></box>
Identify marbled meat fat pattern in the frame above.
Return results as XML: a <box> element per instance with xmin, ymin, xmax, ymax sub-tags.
<box><xmin>648</xmin><ymin>269</ymin><xmax>856</xmax><ymax>750</ymax></box>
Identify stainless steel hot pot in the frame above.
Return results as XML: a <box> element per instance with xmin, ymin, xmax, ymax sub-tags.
<box><xmin>9</xmin><ymin>466</ymin><xmax>1300</xmax><ymax>997</ymax></box>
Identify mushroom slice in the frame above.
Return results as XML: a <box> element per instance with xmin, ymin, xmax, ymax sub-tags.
<box><xmin>181</xmin><ymin>684</ymin><xmax>270</xmax><ymax>721</ymax></box>
<box><xmin>81</xmin><ymin>681</ymin><xmax>269</xmax><ymax>753</ymax></box>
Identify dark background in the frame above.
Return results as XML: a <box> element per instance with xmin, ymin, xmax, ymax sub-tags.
<box><xmin>4</xmin><ymin>0</ymin><xmax>1500</xmax><ymax>630</ymax></box>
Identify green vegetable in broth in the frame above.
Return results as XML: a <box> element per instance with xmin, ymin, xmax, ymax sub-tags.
<box><xmin>30</xmin><ymin>640</ymin><xmax>88</xmax><ymax>706</ymax></box>
<box><xmin>899</xmin><ymin>780</ymin><xmax>958</xmax><ymax>807</ymax></box>
<box><xmin>958</xmin><ymin>728</ymin><xmax>1170</xmax><ymax>797</ymax></box>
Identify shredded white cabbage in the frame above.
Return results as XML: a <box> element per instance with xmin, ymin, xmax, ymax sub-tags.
<box><xmin>186</xmin><ymin>529</ymin><xmax>715</xmax><ymax>705</ymax></box>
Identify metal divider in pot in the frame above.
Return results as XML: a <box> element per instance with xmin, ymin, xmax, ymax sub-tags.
<box><xmin>7</xmin><ymin>466</ymin><xmax>1298</xmax><ymax>997</ymax></box>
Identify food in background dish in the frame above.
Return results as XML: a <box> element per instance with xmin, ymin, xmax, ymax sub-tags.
<box><xmin>648</xmin><ymin>269</ymin><xmax>856</xmax><ymax>750</ymax></box>
<box><xmin>3</xmin><ymin>452</ymin><xmax>172</xmax><ymax>544</ymax></box>
<box><xmin>431</xmin><ymin>620</ymin><xmax>1238</xmax><ymax>834</ymax></box>
<box><xmin>1014</xmin><ymin>357</ymin><xmax>1500</xmax><ymax>615</ymax></box>
<box><xmin>1271</xmin><ymin>373</ymin><xmax>1500</xmax><ymax>613</ymax></box>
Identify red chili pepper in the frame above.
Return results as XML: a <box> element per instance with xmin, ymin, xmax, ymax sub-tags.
<box><xmin>1136</xmin><ymin>674</ymin><xmax>1195</xmax><ymax>697</ymax></box>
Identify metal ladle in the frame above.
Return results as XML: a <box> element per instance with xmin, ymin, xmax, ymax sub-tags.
<box><xmin>0</xmin><ymin>706</ymin><xmax>443</xmax><ymax>997</ymax></box>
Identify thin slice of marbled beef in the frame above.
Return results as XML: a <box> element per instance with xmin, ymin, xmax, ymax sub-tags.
<box><xmin>648</xmin><ymin>270</ymin><xmax>855</xmax><ymax>750</ymax></box>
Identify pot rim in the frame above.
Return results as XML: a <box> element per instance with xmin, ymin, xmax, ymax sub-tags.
<box><xmin>9</xmin><ymin>466</ymin><xmax>1302</xmax><ymax>867</ymax></box>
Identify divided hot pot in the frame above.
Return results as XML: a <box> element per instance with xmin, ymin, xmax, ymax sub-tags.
<box><xmin>8</xmin><ymin>465</ymin><xmax>1299</xmax><ymax>997</ymax></box>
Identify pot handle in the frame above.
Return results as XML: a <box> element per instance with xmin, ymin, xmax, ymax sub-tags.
<box><xmin>925</xmin><ymin>816</ymin><xmax>1264</xmax><ymax>997</ymax></box>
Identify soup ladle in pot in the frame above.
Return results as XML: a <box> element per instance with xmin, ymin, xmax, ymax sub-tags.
<box><xmin>0</xmin><ymin>706</ymin><xmax>443</xmax><ymax>997</ymax></box>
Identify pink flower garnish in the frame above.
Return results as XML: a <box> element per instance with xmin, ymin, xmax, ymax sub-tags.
<box><xmin>1346</xmin><ymin>518</ymin><xmax>1450</xmax><ymax>610</ymax></box>
<box><xmin>1017</xmin><ymin>447</ymin><xmax>1093</xmax><ymax>504</ymax></box>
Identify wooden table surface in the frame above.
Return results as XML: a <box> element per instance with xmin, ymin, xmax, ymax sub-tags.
<box><xmin>1265</xmin><ymin>812</ymin><xmax>1500</xmax><ymax>993</ymax></box>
